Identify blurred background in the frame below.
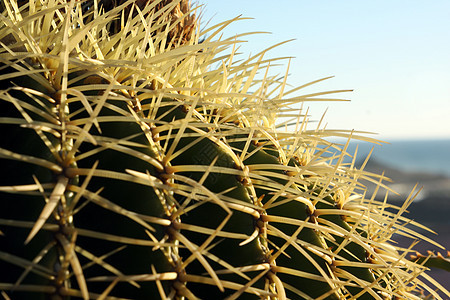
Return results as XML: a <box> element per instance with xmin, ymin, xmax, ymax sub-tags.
<box><xmin>202</xmin><ymin>0</ymin><xmax>450</xmax><ymax>291</ymax></box>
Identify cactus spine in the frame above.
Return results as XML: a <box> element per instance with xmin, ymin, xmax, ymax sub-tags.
<box><xmin>0</xmin><ymin>0</ymin><xmax>449</xmax><ymax>299</ymax></box>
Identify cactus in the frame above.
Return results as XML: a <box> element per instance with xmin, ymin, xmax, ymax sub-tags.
<box><xmin>0</xmin><ymin>0</ymin><xmax>449</xmax><ymax>299</ymax></box>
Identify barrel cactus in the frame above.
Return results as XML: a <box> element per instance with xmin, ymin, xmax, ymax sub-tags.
<box><xmin>0</xmin><ymin>0</ymin><xmax>448</xmax><ymax>299</ymax></box>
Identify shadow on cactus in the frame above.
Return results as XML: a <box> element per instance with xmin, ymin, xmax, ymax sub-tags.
<box><xmin>0</xmin><ymin>0</ymin><xmax>449</xmax><ymax>299</ymax></box>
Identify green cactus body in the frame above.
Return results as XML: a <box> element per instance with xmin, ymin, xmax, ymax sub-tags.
<box><xmin>1</xmin><ymin>1</ymin><xmax>449</xmax><ymax>299</ymax></box>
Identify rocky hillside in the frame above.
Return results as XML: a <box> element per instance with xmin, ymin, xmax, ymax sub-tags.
<box><xmin>359</xmin><ymin>158</ymin><xmax>450</xmax><ymax>293</ymax></box>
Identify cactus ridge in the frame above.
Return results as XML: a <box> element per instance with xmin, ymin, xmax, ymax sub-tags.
<box><xmin>410</xmin><ymin>251</ymin><xmax>450</xmax><ymax>273</ymax></box>
<box><xmin>1</xmin><ymin>1</ymin><xmax>449</xmax><ymax>299</ymax></box>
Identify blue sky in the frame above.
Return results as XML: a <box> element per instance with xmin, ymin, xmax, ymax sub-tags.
<box><xmin>200</xmin><ymin>1</ymin><xmax>450</xmax><ymax>140</ymax></box>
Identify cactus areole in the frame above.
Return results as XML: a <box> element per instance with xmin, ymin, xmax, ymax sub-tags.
<box><xmin>0</xmin><ymin>0</ymin><xmax>449</xmax><ymax>299</ymax></box>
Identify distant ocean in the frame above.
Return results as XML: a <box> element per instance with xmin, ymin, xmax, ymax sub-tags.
<box><xmin>324</xmin><ymin>138</ymin><xmax>450</xmax><ymax>177</ymax></box>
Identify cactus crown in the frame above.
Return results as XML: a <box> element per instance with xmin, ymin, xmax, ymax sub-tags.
<box><xmin>0</xmin><ymin>0</ymin><xmax>448</xmax><ymax>299</ymax></box>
